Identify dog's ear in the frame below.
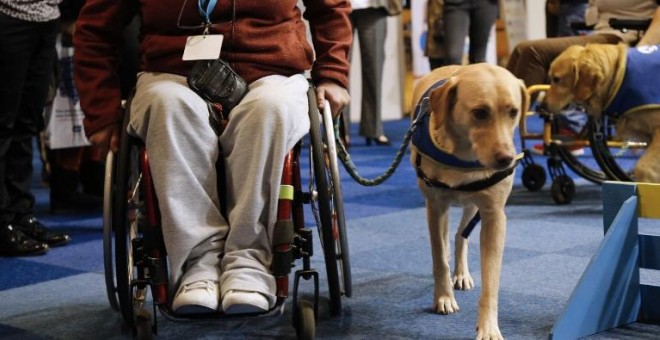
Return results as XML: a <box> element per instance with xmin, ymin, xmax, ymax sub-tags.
<box><xmin>574</xmin><ymin>52</ymin><xmax>603</xmax><ymax>102</ymax></box>
<box><xmin>429</xmin><ymin>76</ymin><xmax>459</xmax><ymax>130</ymax></box>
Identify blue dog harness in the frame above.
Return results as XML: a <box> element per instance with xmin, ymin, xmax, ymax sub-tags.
<box><xmin>410</xmin><ymin>78</ymin><xmax>520</xmax><ymax>239</ymax></box>
<box><xmin>605</xmin><ymin>45</ymin><xmax>660</xmax><ymax>117</ymax></box>
<box><xmin>411</xmin><ymin>79</ymin><xmax>485</xmax><ymax>169</ymax></box>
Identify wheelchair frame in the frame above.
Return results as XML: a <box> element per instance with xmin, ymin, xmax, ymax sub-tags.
<box><xmin>102</xmin><ymin>85</ymin><xmax>352</xmax><ymax>339</ymax></box>
<box><xmin>518</xmin><ymin>18</ymin><xmax>653</xmax><ymax>204</ymax></box>
<box><xmin>519</xmin><ymin>85</ymin><xmax>647</xmax><ymax>204</ymax></box>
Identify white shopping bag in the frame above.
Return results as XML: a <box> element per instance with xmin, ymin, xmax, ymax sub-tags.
<box><xmin>43</xmin><ymin>46</ymin><xmax>91</xmax><ymax>149</ymax></box>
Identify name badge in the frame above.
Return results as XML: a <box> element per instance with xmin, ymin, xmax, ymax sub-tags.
<box><xmin>182</xmin><ymin>34</ymin><xmax>223</xmax><ymax>61</ymax></box>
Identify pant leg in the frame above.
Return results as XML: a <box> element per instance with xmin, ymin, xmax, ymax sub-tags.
<box><xmin>127</xmin><ymin>72</ymin><xmax>226</xmax><ymax>292</ymax></box>
<box><xmin>443</xmin><ymin>1</ymin><xmax>470</xmax><ymax>65</ymax></box>
<box><xmin>557</xmin><ymin>3</ymin><xmax>589</xmax><ymax>37</ymax></box>
<box><xmin>467</xmin><ymin>0</ymin><xmax>498</xmax><ymax>64</ymax></box>
<box><xmin>218</xmin><ymin>74</ymin><xmax>310</xmax><ymax>306</ymax></box>
<box><xmin>0</xmin><ymin>14</ymin><xmax>59</xmax><ymax>222</ymax></box>
<box><xmin>505</xmin><ymin>33</ymin><xmax>622</xmax><ymax>87</ymax></box>
<box><xmin>351</xmin><ymin>8</ymin><xmax>387</xmax><ymax>138</ymax></box>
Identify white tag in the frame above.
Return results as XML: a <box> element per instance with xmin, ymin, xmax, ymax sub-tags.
<box><xmin>585</xmin><ymin>6</ymin><xmax>598</xmax><ymax>27</ymax></box>
<box><xmin>182</xmin><ymin>34</ymin><xmax>223</xmax><ymax>61</ymax></box>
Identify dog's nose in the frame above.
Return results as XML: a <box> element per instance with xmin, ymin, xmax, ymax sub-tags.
<box><xmin>494</xmin><ymin>152</ymin><xmax>513</xmax><ymax>168</ymax></box>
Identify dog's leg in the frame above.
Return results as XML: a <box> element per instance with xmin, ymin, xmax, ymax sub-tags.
<box><xmin>634</xmin><ymin>128</ymin><xmax>660</xmax><ymax>183</ymax></box>
<box><xmin>426</xmin><ymin>197</ymin><xmax>459</xmax><ymax>314</ymax></box>
<box><xmin>453</xmin><ymin>205</ymin><xmax>476</xmax><ymax>290</ymax></box>
<box><xmin>476</xmin><ymin>209</ymin><xmax>506</xmax><ymax>340</ymax></box>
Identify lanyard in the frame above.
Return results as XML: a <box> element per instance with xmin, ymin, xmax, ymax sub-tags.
<box><xmin>198</xmin><ymin>0</ymin><xmax>217</xmax><ymax>24</ymax></box>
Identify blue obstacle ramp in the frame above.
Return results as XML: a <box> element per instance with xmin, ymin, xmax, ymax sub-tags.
<box><xmin>550</xmin><ymin>182</ymin><xmax>660</xmax><ymax>339</ymax></box>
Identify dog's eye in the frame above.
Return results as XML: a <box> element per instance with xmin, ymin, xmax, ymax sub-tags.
<box><xmin>472</xmin><ymin>107</ymin><xmax>490</xmax><ymax>120</ymax></box>
<box><xmin>509</xmin><ymin>108</ymin><xmax>519</xmax><ymax>118</ymax></box>
<box><xmin>551</xmin><ymin>76</ymin><xmax>561</xmax><ymax>84</ymax></box>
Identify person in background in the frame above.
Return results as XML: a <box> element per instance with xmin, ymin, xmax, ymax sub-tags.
<box><xmin>346</xmin><ymin>0</ymin><xmax>402</xmax><ymax>146</ymax></box>
<box><xmin>74</xmin><ymin>0</ymin><xmax>351</xmax><ymax>315</ymax></box>
<box><xmin>638</xmin><ymin>3</ymin><xmax>660</xmax><ymax>45</ymax></box>
<box><xmin>508</xmin><ymin>0</ymin><xmax>657</xmax><ymax>93</ymax></box>
<box><xmin>0</xmin><ymin>0</ymin><xmax>71</xmax><ymax>257</ymax></box>
<box><xmin>546</xmin><ymin>0</ymin><xmax>589</xmax><ymax>38</ymax></box>
<box><xmin>45</xmin><ymin>0</ymin><xmax>103</xmax><ymax>214</ymax></box>
<box><xmin>425</xmin><ymin>0</ymin><xmax>445</xmax><ymax>69</ymax></box>
<box><xmin>507</xmin><ymin>0</ymin><xmax>658</xmax><ymax>154</ymax></box>
<box><xmin>441</xmin><ymin>0</ymin><xmax>498</xmax><ymax>66</ymax></box>
<box><xmin>45</xmin><ymin>0</ymin><xmax>139</xmax><ymax>215</ymax></box>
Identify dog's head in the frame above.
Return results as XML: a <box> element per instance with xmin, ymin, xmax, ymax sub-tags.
<box><xmin>545</xmin><ymin>45</ymin><xmax>587</xmax><ymax>112</ymax></box>
<box><xmin>545</xmin><ymin>43</ymin><xmax>622</xmax><ymax>115</ymax></box>
<box><xmin>428</xmin><ymin>64</ymin><xmax>528</xmax><ymax>170</ymax></box>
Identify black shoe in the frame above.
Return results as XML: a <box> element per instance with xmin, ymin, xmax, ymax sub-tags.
<box><xmin>365</xmin><ymin>135</ymin><xmax>391</xmax><ymax>146</ymax></box>
<box><xmin>14</xmin><ymin>215</ymin><xmax>71</xmax><ymax>247</ymax></box>
<box><xmin>0</xmin><ymin>224</ymin><xmax>49</xmax><ymax>256</ymax></box>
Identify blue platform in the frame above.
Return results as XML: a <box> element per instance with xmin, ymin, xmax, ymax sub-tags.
<box><xmin>551</xmin><ymin>182</ymin><xmax>660</xmax><ymax>339</ymax></box>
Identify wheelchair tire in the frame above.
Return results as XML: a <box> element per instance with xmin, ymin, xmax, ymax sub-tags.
<box><xmin>295</xmin><ymin>300</ymin><xmax>316</xmax><ymax>340</ymax></box>
<box><xmin>521</xmin><ymin>163</ymin><xmax>546</xmax><ymax>191</ymax></box>
<box><xmin>103</xmin><ymin>150</ymin><xmax>120</xmax><ymax>312</ymax></box>
<box><xmin>306</xmin><ymin>87</ymin><xmax>343</xmax><ymax>316</ymax></box>
<box><xmin>134</xmin><ymin>307</ymin><xmax>154</xmax><ymax>340</ymax></box>
<box><xmin>551</xmin><ymin>175</ymin><xmax>575</xmax><ymax>205</ymax></box>
<box><xmin>588</xmin><ymin>116</ymin><xmax>642</xmax><ymax>182</ymax></box>
<box><xmin>113</xmin><ymin>113</ymin><xmax>141</xmax><ymax>326</ymax></box>
<box><xmin>553</xmin><ymin>118</ymin><xmax>609</xmax><ymax>185</ymax></box>
<box><xmin>321</xmin><ymin>103</ymin><xmax>352</xmax><ymax>299</ymax></box>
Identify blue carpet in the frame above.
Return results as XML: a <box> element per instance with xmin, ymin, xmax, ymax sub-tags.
<box><xmin>0</xmin><ymin>118</ymin><xmax>658</xmax><ymax>339</ymax></box>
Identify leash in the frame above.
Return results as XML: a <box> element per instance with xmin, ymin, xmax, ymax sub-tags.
<box><xmin>329</xmin><ymin>78</ymin><xmax>517</xmax><ymax>239</ymax></box>
<box><xmin>332</xmin><ymin>80</ymin><xmax>445</xmax><ymax>187</ymax></box>
<box><xmin>333</xmin><ymin>111</ymin><xmax>424</xmax><ymax>187</ymax></box>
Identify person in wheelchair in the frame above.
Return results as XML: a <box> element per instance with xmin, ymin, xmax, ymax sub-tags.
<box><xmin>638</xmin><ymin>3</ymin><xmax>660</xmax><ymax>45</ymax></box>
<box><xmin>72</xmin><ymin>1</ymin><xmax>351</xmax><ymax>315</ymax></box>
<box><xmin>507</xmin><ymin>0</ymin><xmax>658</xmax><ymax>154</ymax></box>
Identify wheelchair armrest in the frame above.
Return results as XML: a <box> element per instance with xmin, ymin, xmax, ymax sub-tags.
<box><xmin>608</xmin><ymin>18</ymin><xmax>652</xmax><ymax>32</ymax></box>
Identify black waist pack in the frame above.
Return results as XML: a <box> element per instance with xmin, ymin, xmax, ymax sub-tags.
<box><xmin>187</xmin><ymin>58</ymin><xmax>248</xmax><ymax>114</ymax></box>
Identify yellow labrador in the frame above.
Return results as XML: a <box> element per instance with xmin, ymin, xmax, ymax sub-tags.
<box><xmin>545</xmin><ymin>43</ymin><xmax>660</xmax><ymax>182</ymax></box>
<box><xmin>410</xmin><ymin>63</ymin><xmax>528</xmax><ymax>340</ymax></box>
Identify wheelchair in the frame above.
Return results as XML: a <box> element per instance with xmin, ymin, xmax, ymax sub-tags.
<box><xmin>101</xmin><ymin>84</ymin><xmax>352</xmax><ymax>339</ymax></box>
<box><xmin>519</xmin><ymin>85</ymin><xmax>647</xmax><ymax>204</ymax></box>
<box><xmin>518</xmin><ymin>18</ymin><xmax>652</xmax><ymax>204</ymax></box>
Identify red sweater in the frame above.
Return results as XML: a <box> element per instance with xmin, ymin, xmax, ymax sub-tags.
<box><xmin>73</xmin><ymin>0</ymin><xmax>352</xmax><ymax>136</ymax></box>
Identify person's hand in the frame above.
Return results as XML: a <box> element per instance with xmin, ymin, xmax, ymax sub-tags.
<box><xmin>315</xmin><ymin>80</ymin><xmax>350</xmax><ymax>118</ymax></box>
<box><xmin>89</xmin><ymin>124</ymin><xmax>121</xmax><ymax>158</ymax></box>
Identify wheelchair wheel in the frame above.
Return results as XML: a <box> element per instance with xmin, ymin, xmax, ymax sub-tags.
<box><xmin>113</xmin><ymin>114</ymin><xmax>144</xmax><ymax>326</ymax></box>
<box><xmin>521</xmin><ymin>163</ymin><xmax>546</xmax><ymax>191</ymax></box>
<box><xmin>306</xmin><ymin>88</ymin><xmax>349</xmax><ymax>316</ymax></box>
<box><xmin>589</xmin><ymin>116</ymin><xmax>644</xmax><ymax>182</ymax></box>
<box><xmin>103</xmin><ymin>150</ymin><xmax>120</xmax><ymax>312</ymax></box>
<box><xmin>295</xmin><ymin>300</ymin><xmax>316</xmax><ymax>340</ymax></box>
<box><xmin>551</xmin><ymin>175</ymin><xmax>575</xmax><ymax>204</ymax></box>
<box><xmin>321</xmin><ymin>102</ymin><xmax>352</xmax><ymax>299</ymax></box>
<box><xmin>553</xmin><ymin>118</ymin><xmax>609</xmax><ymax>185</ymax></box>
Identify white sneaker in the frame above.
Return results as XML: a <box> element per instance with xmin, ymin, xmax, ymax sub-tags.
<box><xmin>221</xmin><ymin>290</ymin><xmax>270</xmax><ymax>315</ymax></box>
<box><xmin>172</xmin><ymin>280</ymin><xmax>219</xmax><ymax>314</ymax></box>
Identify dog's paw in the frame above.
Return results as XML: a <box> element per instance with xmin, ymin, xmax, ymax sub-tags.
<box><xmin>475</xmin><ymin>327</ymin><xmax>503</xmax><ymax>340</ymax></box>
<box><xmin>434</xmin><ymin>295</ymin><xmax>460</xmax><ymax>315</ymax></box>
<box><xmin>475</xmin><ymin>320</ymin><xmax>503</xmax><ymax>340</ymax></box>
<box><xmin>452</xmin><ymin>273</ymin><xmax>474</xmax><ymax>290</ymax></box>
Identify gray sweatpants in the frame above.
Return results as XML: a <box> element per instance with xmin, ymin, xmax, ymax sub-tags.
<box><xmin>128</xmin><ymin>72</ymin><xmax>310</xmax><ymax>305</ymax></box>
